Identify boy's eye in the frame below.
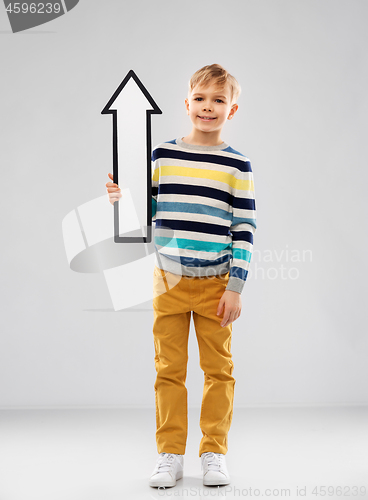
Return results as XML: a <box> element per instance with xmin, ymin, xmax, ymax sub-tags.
<box><xmin>194</xmin><ymin>97</ymin><xmax>224</xmax><ymax>103</ymax></box>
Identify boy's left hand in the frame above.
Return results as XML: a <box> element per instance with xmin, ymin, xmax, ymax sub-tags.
<box><xmin>217</xmin><ymin>290</ymin><xmax>242</xmax><ymax>328</ymax></box>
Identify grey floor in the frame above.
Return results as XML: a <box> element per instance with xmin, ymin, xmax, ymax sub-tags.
<box><xmin>0</xmin><ymin>407</ymin><xmax>367</xmax><ymax>500</ymax></box>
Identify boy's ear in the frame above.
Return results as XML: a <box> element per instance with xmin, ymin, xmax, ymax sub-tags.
<box><xmin>185</xmin><ymin>98</ymin><xmax>190</xmax><ymax>115</ymax></box>
<box><xmin>228</xmin><ymin>103</ymin><xmax>239</xmax><ymax>120</ymax></box>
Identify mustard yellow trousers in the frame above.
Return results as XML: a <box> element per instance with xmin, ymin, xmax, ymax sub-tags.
<box><xmin>152</xmin><ymin>264</ymin><xmax>235</xmax><ymax>457</ymax></box>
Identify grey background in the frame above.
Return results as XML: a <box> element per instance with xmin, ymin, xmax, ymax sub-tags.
<box><xmin>0</xmin><ymin>0</ymin><xmax>367</xmax><ymax>408</ymax></box>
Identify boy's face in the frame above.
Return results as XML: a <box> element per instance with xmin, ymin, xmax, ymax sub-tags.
<box><xmin>185</xmin><ymin>81</ymin><xmax>238</xmax><ymax>135</ymax></box>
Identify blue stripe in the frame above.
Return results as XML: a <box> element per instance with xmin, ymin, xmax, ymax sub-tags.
<box><xmin>158</xmin><ymin>201</ymin><xmax>232</xmax><ymax>221</ymax></box>
<box><xmin>232</xmin><ymin>230</ymin><xmax>254</xmax><ymax>244</ymax></box>
<box><xmin>156</xmin><ymin>218</ymin><xmax>230</xmax><ymax>236</ymax></box>
<box><xmin>159</xmin><ymin>183</ymin><xmax>232</xmax><ymax>204</ymax></box>
<box><xmin>232</xmin><ymin>217</ymin><xmax>257</xmax><ymax>229</ymax></box>
<box><xmin>155</xmin><ymin>236</ymin><xmax>232</xmax><ymax>253</ymax></box>
<box><xmin>152</xmin><ymin>198</ymin><xmax>157</xmax><ymax>218</ymax></box>
<box><xmin>233</xmin><ymin>197</ymin><xmax>256</xmax><ymax>211</ymax></box>
<box><xmin>222</xmin><ymin>146</ymin><xmax>246</xmax><ymax>157</ymax></box>
<box><xmin>152</xmin><ymin>147</ymin><xmax>252</xmax><ymax>173</ymax></box>
<box><xmin>157</xmin><ymin>250</ymin><xmax>232</xmax><ymax>268</ymax></box>
<box><xmin>229</xmin><ymin>266</ymin><xmax>249</xmax><ymax>281</ymax></box>
<box><xmin>178</xmin><ymin>254</ymin><xmax>232</xmax><ymax>267</ymax></box>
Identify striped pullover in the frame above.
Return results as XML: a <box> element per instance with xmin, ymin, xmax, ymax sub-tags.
<box><xmin>151</xmin><ymin>137</ymin><xmax>257</xmax><ymax>294</ymax></box>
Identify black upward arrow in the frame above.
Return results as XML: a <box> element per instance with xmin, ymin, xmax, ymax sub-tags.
<box><xmin>101</xmin><ymin>70</ymin><xmax>162</xmax><ymax>244</ymax></box>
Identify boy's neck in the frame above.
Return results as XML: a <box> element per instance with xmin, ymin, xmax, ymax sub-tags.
<box><xmin>182</xmin><ymin>129</ymin><xmax>224</xmax><ymax>147</ymax></box>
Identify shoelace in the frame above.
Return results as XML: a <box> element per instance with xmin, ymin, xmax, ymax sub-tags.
<box><xmin>156</xmin><ymin>453</ymin><xmax>177</xmax><ymax>473</ymax></box>
<box><xmin>202</xmin><ymin>452</ymin><xmax>223</xmax><ymax>471</ymax></box>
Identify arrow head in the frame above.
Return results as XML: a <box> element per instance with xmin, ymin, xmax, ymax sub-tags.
<box><xmin>101</xmin><ymin>70</ymin><xmax>162</xmax><ymax>115</ymax></box>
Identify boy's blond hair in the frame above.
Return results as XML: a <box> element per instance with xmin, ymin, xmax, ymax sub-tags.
<box><xmin>188</xmin><ymin>64</ymin><xmax>241</xmax><ymax>104</ymax></box>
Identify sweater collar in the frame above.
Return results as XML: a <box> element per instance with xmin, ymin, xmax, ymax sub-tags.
<box><xmin>176</xmin><ymin>137</ymin><xmax>229</xmax><ymax>151</ymax></box>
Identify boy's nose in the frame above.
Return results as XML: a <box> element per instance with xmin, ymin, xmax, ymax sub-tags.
<box><xmin>202</xmin><ymin>102</ymin><xmax>212</xmax><ymax>111</ymax></box>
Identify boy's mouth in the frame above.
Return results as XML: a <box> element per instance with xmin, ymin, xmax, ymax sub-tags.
<box><xmin>198</xmin><ymin>115</ymin><xmax>216</xmax><ymax>121</ymax></box>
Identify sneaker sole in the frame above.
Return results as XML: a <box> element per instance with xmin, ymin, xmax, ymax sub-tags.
<box><xmin>149</xmin><ymin>470</ymin><xmax>183</xmax><ymax>488</ymax></box>
<box><xmin>203</xmin><ymin>476</ymin><xmax>231</xmax><ymax>486</ymax></box>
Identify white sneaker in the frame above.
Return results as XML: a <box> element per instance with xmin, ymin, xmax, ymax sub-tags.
<box><xmin>201</xmin><ymin>452</ymin><xmax>231</xmax><ymax>486</ymax></box>
<box><xmin>149</xmin><ymin>452</ymin><xmax>184</xmax><ymax>488</ymax></box>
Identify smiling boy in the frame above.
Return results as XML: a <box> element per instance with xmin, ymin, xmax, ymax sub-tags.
<box><xmin>106</xmin><ymin>64</ymin><xmax>257</xmax><ymax>488</ymax></box>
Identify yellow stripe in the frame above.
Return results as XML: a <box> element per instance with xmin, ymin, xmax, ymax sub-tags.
<box><xmin>153</xmin><ymin>165</ymin><xmax>254</xmax><ymax>191</ymax></box>
<box><xmin>235</xmin><ymin>178</ymin><xmax>255</xmax><ymax>192</ymax></box>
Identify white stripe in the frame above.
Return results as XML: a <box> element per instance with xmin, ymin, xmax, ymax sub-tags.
<box><xmin>156</xmin><ymin>210</ymin><xmax>230</xmax><ymax>227</ymax></box>
<box><xmin>158</xmin><ymin>175</ymin><xmax>233</xmax><ymax>192</ymax></box>
<box><xmin>155</xmin><ymin>228</ymin><xmax>232</xmax><ymax>244</ymax></box>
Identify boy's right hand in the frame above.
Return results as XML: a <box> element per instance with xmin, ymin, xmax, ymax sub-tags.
<box><xmin>106</xmin><ymin>173</ymin><xmax>122</xmax><ymax>205</ymax></box>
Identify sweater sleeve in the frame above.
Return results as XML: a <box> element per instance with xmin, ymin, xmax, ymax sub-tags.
<box><xmin>226</xmin><ymin>160</ymin><xmax>257</xmax><ymax>294</ymax></box>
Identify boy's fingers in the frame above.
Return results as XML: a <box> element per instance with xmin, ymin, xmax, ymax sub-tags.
<box><xmin>221</xmin><ymin>312</ymin><xmax>232</xmax><ymax>327</ymax></box>
<box><xmin>220</xmin><ymin>308</ymin><xmax>230</xmax><ymax>325</ymax></box>
<box><xmin>106</xmin><ymin>174</ymin><xmax>120</xmax><ymax>189</ymax></box>
<box><xmin>109</xmin><ymin>193</ymin><xmax>122</xmax><ymax>200</ymax></box>
<box><xmin>217</xmin><ymin>300</ymin><xmax>223</xmax><ymax>316</ymax></box>
<box><xmin>220</xmin><ymin>304</ymin><xmax>235</xmax><ymax>327</ymax></box>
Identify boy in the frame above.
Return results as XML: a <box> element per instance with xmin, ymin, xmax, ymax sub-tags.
<box><xmin>106</xmin><ymin>64</ymin><xmax>257</xmax><ymax>488</ymax></box>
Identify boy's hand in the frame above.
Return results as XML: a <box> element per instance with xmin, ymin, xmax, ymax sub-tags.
<box><xmin>217</xmin><ymin>290</ymin><xmax>242</xmax><ymax>328</ymax></box>
<box><xmin>106</xmin><ymin>173</ymin><xmax>122</xmax><ymax>205</ymax></box>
